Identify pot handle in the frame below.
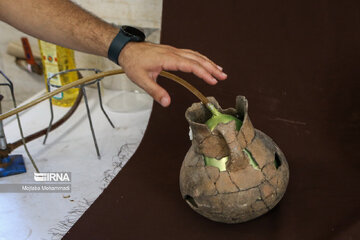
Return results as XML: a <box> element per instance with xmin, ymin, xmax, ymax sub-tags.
<box><xmin>216</xmin><ymin>120</ymin><xmax>248</xmax><ymax>171</ymax></box>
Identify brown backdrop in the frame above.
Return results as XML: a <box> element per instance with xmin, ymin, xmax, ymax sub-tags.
<box><xmin>65</xmin><ymin>0</ymin><xmax>360</xmax><ymax>239</ymax></box>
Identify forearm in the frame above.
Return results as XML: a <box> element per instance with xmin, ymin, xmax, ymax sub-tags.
<box><xmin>0</xmin><ymin>0</ymin><xmax>227</xmax><ymax>107</ymax></box>
<box><xmin>0</xmin><ymin>0</ymin><xmax>117</xmax><ymax>57</ymax></box>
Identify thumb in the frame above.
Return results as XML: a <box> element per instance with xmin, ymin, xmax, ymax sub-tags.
<box><xmin>132</xmin><ymin>71</ymin><xmax>171</xmax><ymax>107</ymax></box>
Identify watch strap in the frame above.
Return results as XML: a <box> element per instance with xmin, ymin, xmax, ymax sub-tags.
<box><xmin>108</xmin><ymin>26</ymin><xmax>145</xmax><ymax>65</ymax></box>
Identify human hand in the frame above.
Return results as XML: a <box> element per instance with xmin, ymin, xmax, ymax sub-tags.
<box><xmin>118</xmin><ymin>42</ymin><xmax>227</xmax><ymax>107</ymax></box>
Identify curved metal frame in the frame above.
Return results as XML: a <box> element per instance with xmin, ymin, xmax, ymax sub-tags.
<box><xmin>0</xmin><ymin>70</ymin><xmax>39</xmax><ymax>172</ymax></box>
<box><xmin>44</xmin><ymin>68</ymin><xmax>115</xmax><ymax>158</ymax></box>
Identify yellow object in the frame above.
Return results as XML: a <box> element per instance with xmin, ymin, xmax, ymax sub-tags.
<box><xmin>38</xmin><ymin>40</ymin><xmax>79</xmax><ymax>107</ymax></box>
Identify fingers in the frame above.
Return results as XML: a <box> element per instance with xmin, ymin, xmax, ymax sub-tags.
<box><xmin>133</xmin><ymin>71</ymin><xmax>171</xmax><ymax>107</ymax></box>
<box><xmin>162</xmin><ymin>53</ymin><xmax>220</xmax><ymax>85</ymax></box>
<box><xmin>119</xmin><ymin>42</ymin><xmax>228</xmax><ymax>108</ymax></box>
<box><xmin>152</xmin><ymin>44</ymin><xmax>227</xmax><ymax>81</ymax></box>
<box><xmin>181</xmin><ymin>49</ymin><xmax>222</xmax><ymax>70</ymax></box>
<box><xmin>176</xmin><ymin>49</ymin><xmax>227</xmax><ymax>81</ymax></box>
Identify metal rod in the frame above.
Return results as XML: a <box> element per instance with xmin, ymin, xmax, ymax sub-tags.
<box><xmin>0</xmin><ymin>94</ymin><xmax>7</xmax><ymax>150</ymax></box>
<box><xmin>42</xmin><ymin>97</ymin><xmax>54</xmax><ymax>144</ymax></box>
<box><xmin>43</xmin><ymin>68</ymin><xmax>112</xmax><ymax>157</ymax></box>
<box><xmin>97</xmin><ymin>81</ymin><xmax>114</xmax><ymax>128</ymax></box>
<box><xmin>0</xmin><ymin>70</ymin><xmax>39</xmax><ymax>172</ymax></box>
<box><xmin>82</xmin><ymin>87</ymin><xmax>101</xmax><ymax>158</ymax></box>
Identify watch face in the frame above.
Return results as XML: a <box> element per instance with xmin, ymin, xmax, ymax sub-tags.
<box><xmin>121</xmin><ymin>26</ymin><xmax>145</xmax><ymax>41</ymax></box>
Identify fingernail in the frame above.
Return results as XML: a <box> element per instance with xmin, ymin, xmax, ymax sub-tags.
<box><xmin>217</xmin><ymin>65</ymin><xmax>223</xmax><ymax>71</ymax></box>
<box><xmin>211</xmin><ymin>77</ymin><xmax>218</xmax><ymax>84</ymax></box>
<box><xmin>221</xmin><ymin>72</ymin><xmax>227</xmax><ymax>78</ymax></box>
<box><xmin>160</xmin><ymin>97</ymin><xmax>169</xmax><ymax>107</ymax></box>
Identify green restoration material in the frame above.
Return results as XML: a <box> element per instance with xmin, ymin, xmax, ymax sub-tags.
<box><xmin>204</xmin><ymin>103</ymin><xmax>259</xmax><ymax>171</ymax></box>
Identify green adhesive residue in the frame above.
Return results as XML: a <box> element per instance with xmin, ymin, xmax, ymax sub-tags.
<box><xmin>203</xmin><ymin>103</ymin><xmax>244</xmax><ymax>171</ymax></box>
<box><xmin>204</xmin><ymin>149</ymin><xmax>260</xmax><ymax>171</ymax></box>
<box><xmin>243</xmin><ymin>148</ymin><xmax>260</xmax><ymax>170</ymax></box>
<box><xmin>204</xmin><ymin>156</ymin><xmax>228</xmax><ymax>172</ymax></box>
<box><xmin>205</xmin><ymin>103</ymin><xmax>242</xmax><ymax>131</ymax></box>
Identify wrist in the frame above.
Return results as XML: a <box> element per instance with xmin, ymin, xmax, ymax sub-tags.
<box><xmin>104</xmin><ymin>27</ymin><xmax>120</xmax><ymax>57</ymax></box>
<box><xmin>117</xmin><ymin>42</ymin><xmax>136</xmax><ymax>67</ymax></box>
<box><xmin>107</xmin><ymin>26</ymin><xmax>145</xmax><ymax>65</ymax></box>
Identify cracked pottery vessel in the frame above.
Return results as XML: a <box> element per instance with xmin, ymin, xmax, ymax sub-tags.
<box><xmin>179</xmin><ymin>96</ymin><xmax>289</xmax><ymax>223</ymax></box>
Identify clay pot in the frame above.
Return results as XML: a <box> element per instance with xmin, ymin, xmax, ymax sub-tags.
<box><xmin>179</xmin><ymin>96</ymin><xmax>289</xmax><ymax>223</ymax></box>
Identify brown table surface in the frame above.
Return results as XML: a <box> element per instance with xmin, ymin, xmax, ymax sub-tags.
<box><xmin>65</xmin><ymin>1</ymin><xmax>360</xmax><ymax>239</ymax></box>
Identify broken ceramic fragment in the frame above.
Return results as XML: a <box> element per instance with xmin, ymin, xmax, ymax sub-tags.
<box><xmin>179</xmin><ymin>96</ymin><xmax>289</xmax><ymax>223</ymax></box>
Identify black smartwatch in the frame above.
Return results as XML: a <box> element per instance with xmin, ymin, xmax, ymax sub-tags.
<box><xmin>107</xmin><ymin>26</ymin><xmax>145</xmax><ymax>65</ymax></box>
